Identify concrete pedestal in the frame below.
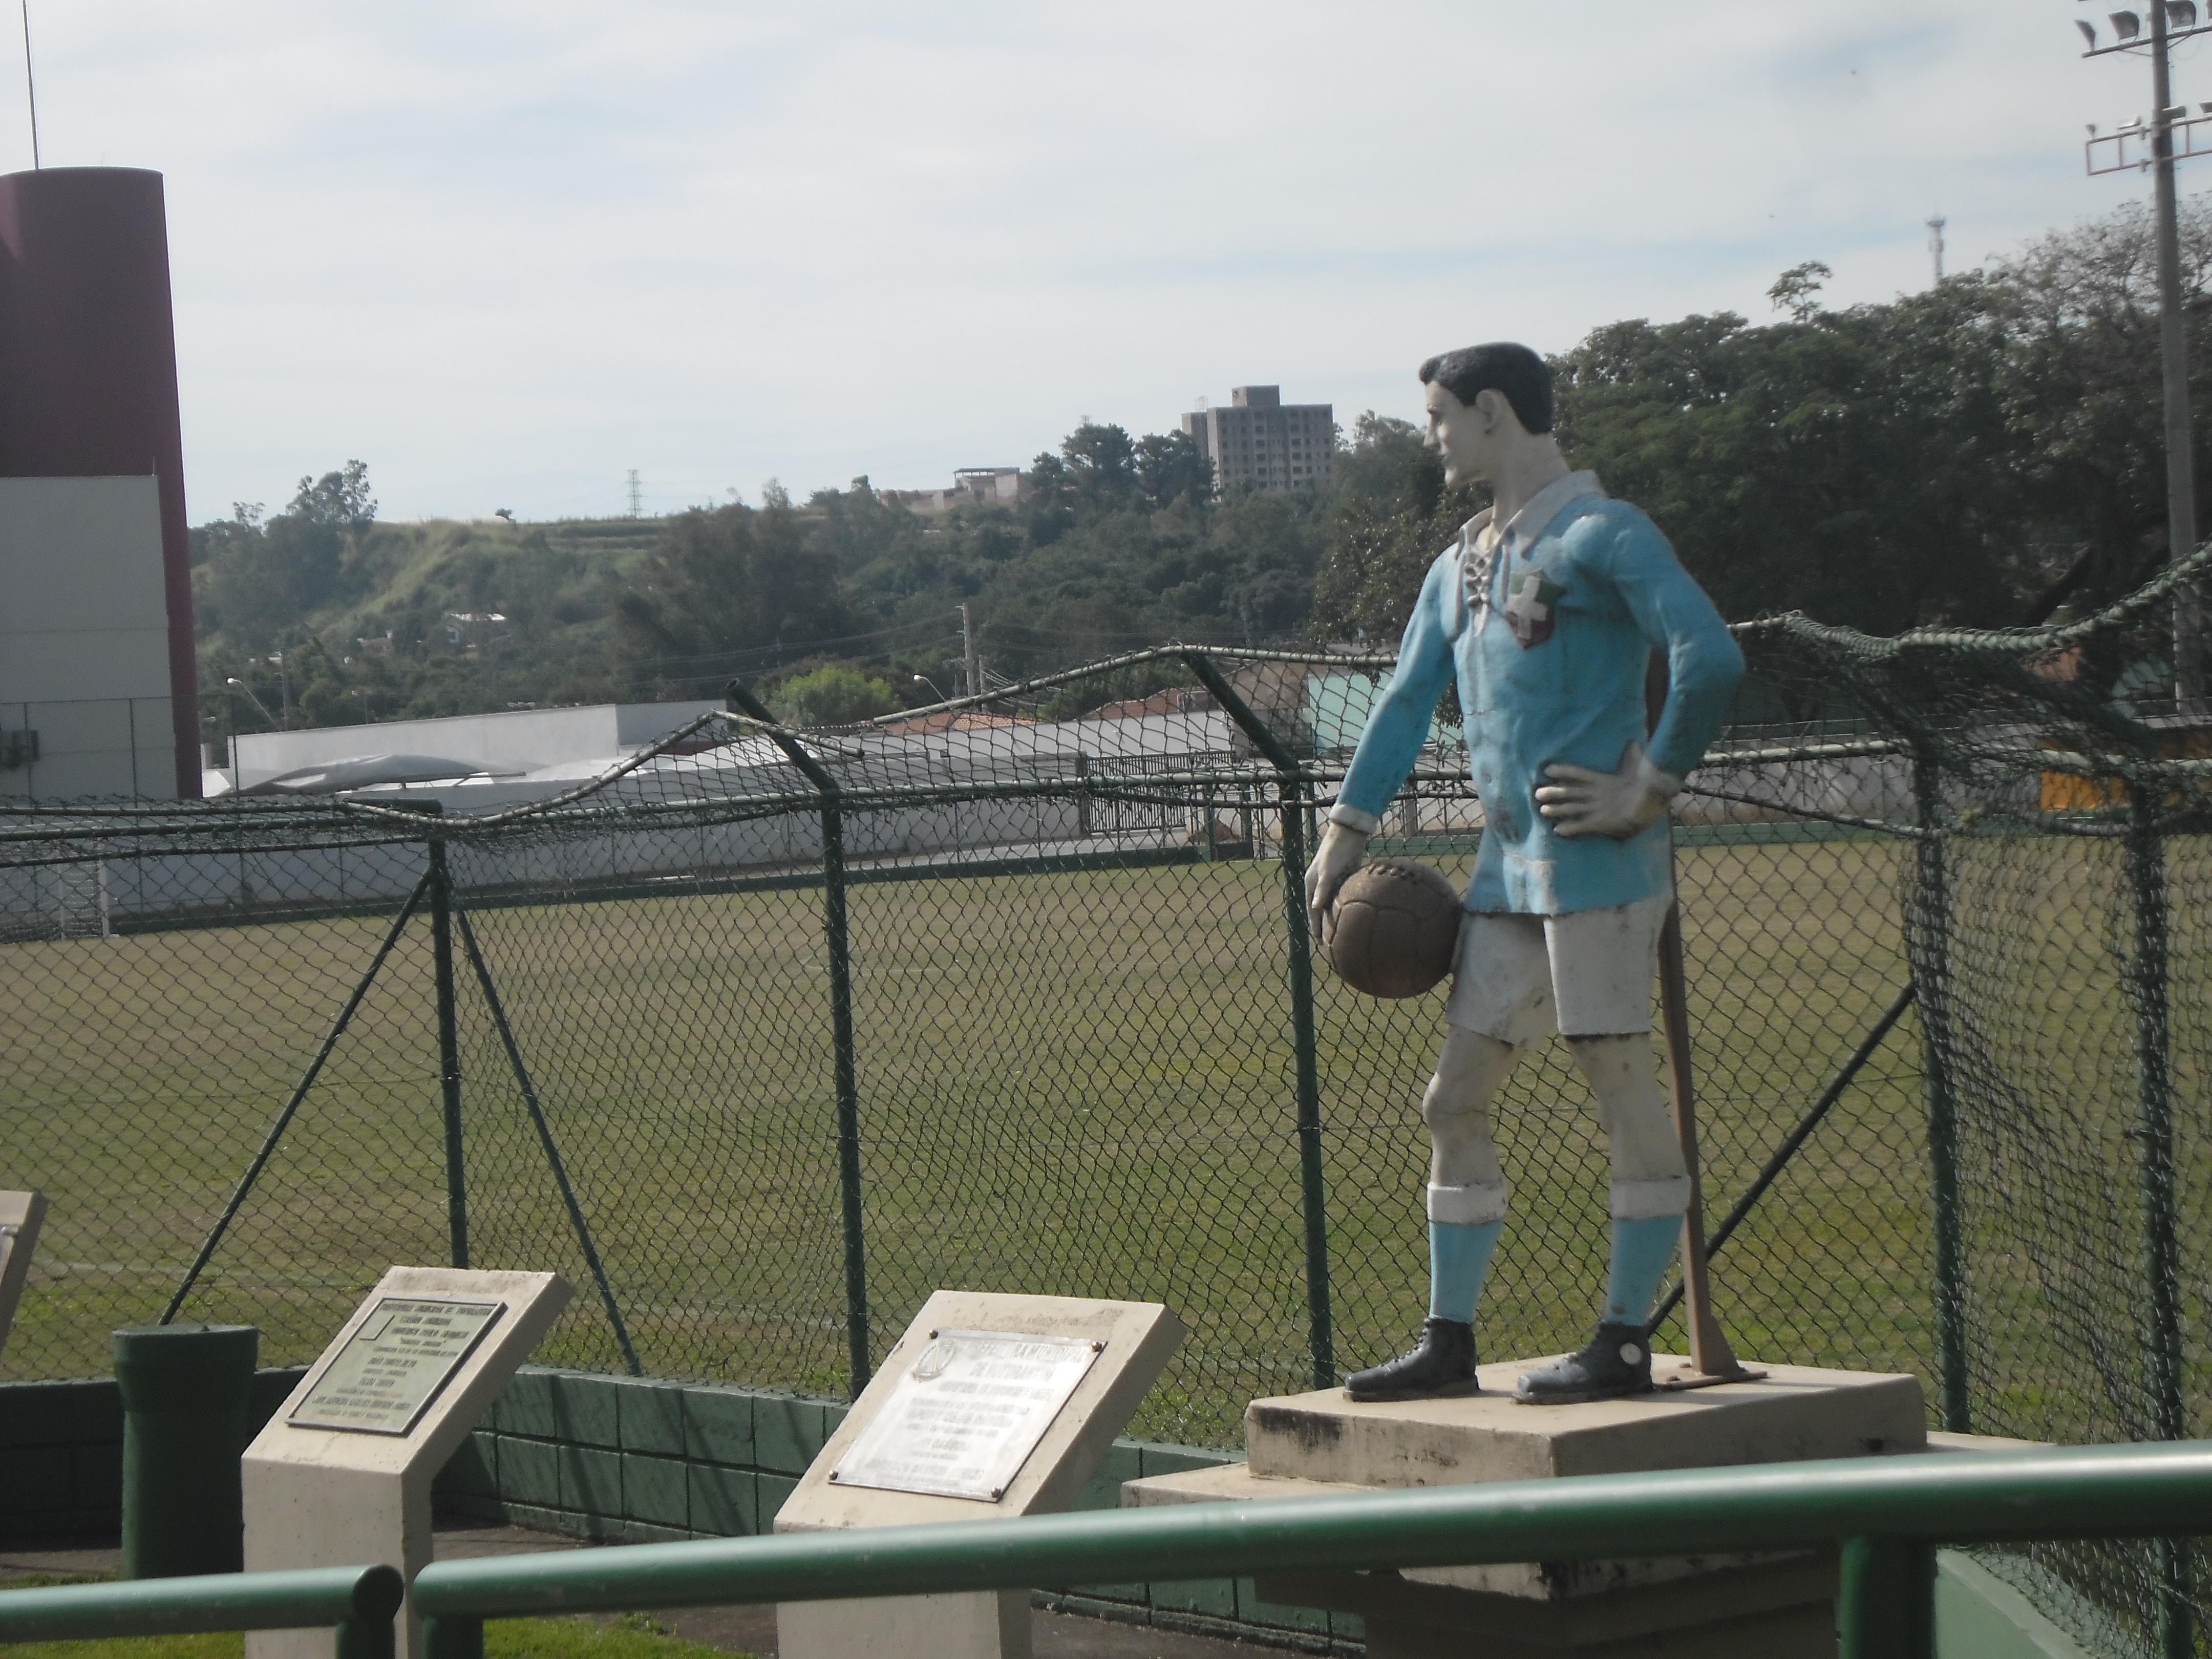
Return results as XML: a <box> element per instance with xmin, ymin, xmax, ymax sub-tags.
<box><xmin>241</xmin><ymin>1267</ymin><xmax>570</xmax><ymax>1659</ymax></box>
<box><xmin>1124</xmin><ymin>1352</ymin><xmax>1930</xmax><ymax>1657</ymax></box>
<box><xmin>0</xmin><ymin>1190</ymin><xmax>46</xmax><ymax>1359</ymax></box>
<box><xmin>774</xmin><ymin>1291</ymin><xmax>1184</xmax><ymax>1659</ymax></box>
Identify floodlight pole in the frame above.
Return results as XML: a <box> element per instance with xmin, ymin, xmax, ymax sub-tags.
<box><xmin>2150</xmin><ymin>1</ymin><xmax>2207</xmax><ymax>704</ymax></box>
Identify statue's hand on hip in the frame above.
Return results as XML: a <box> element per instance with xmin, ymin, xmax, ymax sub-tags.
<box><xmin>1305</xmin><ymin>820</ymin><xmax>1370</xmax><ymax>939</ymax></box>
<box><xmin>1535</xmin><ymin>742</ymin><xmax>1682</xmax><ymax>840</ymax></box>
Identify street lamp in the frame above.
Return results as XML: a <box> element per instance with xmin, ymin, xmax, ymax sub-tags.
<box><xmin>912</xmin><ymin>673</ymin><xmax>951</xmax><ymax>705</ymax></box>
<box><xmin>225</xmin><ymin>676</ymin><xmax>280</xmax><ymax>729</ymax></box>
<box><xmin>2080</xmin><ymin>0</ymin><xmax>2211</xmax><ymax>704</ymax></box>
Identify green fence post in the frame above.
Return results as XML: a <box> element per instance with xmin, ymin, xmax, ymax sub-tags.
<box><xmin>1836</xmin><ymin>1536</ymin><xmax>1935</xmax><ymax>1659</ymax></box>
<box><xmin>1910</xmin><ymin>749</ymin><xmax>1969</xmax><ymax>1433</ymax></box>
<box><xmin>337</xmin><ymin>1564</ymin><xmax>406</xmax><ymax>1659</ymax></box>
<box><xmin>335</xmin><ymin>1611</ymin><xmax>398</xmax><ymax>1659</ymax></box>
<box><xmin>417</xmin><ymin>1614</ymin><xmax>484</xmax><ymax>1659</ymax></box>
<box><xmin>111</xmin><ymin>1323</ymin><xmax>259</xmax><ymax>1577</ymax></box>
<box><xmin>729</xmin><ymin>680</ymin><xmax>871</xmax><ymax>1395</ymax></box>
<box><xmin>428</xmin><ymin>814</ymin><xmax>469</xmax><ymax>1270</ymax></box>
<box><xmin>2124</xmin><ymin>782</ymin><xmax>2194</xmax><ymax>1659</ymax></box>
<box><xmin>1184</xmin><ymin>652</ymin><xmax>1333</xmax><ymax>1389</ymax></box>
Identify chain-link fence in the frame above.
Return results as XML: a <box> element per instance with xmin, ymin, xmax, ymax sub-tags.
<box><xmin>7</xmin><ymin>552</ymin><xmax>2212</xmax><ymax>1652</ymax></box>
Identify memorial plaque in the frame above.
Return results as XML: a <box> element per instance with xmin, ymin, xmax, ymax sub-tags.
<box><xmin>244</xmin><ymin>1267</ymin><xmax>568</xmax><ymax>1659</ymax></box>
<box><xmin>832</xmin><ymin>1328</ymin><xmax>1104</xmax><ymax>1501</ymax></box>
<box><xmin>287</xmin><ymin>1296</ymin><xmax>503</xmax><ymax>1435</ymax></box>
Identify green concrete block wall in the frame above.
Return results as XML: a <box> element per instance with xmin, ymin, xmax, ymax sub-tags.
<box><xmin>0</xmin><ymin>1369</ymin><xmax>304</xmax><ymax>1542</ymax></box>
<box><xmin>439</xmin><ymin>1368</ymin><xmax>1364</xmax><ymax>1648</ymax></box>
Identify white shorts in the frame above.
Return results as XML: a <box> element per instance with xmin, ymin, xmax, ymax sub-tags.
<box><xmin>1444</xmin><ymin>889</ymin><xmax>1673</xmax><ymax>1046</ymax></box>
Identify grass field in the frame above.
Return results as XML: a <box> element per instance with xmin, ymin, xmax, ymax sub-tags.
<box><xmin>6</xmin><ymin>825</ymin><xmax>2207</xmax><ymax>1451</ymax></box>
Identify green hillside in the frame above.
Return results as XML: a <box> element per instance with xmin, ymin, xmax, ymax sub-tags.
<box><xmin>191</xmin><ymin>197</ymin><xmax>2212</xmax><ymax>749</ymax></box>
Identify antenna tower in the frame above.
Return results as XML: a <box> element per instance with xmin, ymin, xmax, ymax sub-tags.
<box><xmin>1926</xmin><ymin>214</ymin><xmax>1947</xmax><ymax>284</ymax></box>
<box><xmin>626</xmin><ymin>469</ymin><xmax>642</xmax><ymax>519</ymax></box>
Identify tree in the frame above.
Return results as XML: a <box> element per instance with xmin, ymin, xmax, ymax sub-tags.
<box><xmin>1135</xmin><ymin>430</ymin><xmax>1213</xmax><ymax>508</ymax></box>
<box><xmin>289</xmin><ymin>461</ymin><xmax>377</xmax><ymax>530</ymax></box>
<box><xmin>1308</xmin><ymin>413</ymin><xmax>1480</xmax><ymax>644</ymax></box>
<box><xmin>1552</xmin><ymin>283</ymin><xmax>2033</xmax><ymax>632</ymax></box>
<box><xmin>770</xmin><ymin>664</ymin><xmax>898</xmax><ymax>727</ymax></box>
<box><xmin>612</xmin><ymin>499</ymin><xmax>848</xmax><ymax>692</ymax></box>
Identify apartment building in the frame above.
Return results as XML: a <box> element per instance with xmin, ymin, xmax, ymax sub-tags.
<box><xmin>1180</xmin><ymin>386</ymin><xmax>1334</xmax><ymax>496</ymax></box>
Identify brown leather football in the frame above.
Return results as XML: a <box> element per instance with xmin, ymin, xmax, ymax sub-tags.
<box><xmin>1322</xmin><ymin>859</ymin><xmax>1463</xmax><ymax>998</ymax></box>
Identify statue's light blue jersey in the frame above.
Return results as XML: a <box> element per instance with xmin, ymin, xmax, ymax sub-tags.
<box><xmin>1337</xmin><ymin>474</ymin><xmax>1744</xmax><ymax>916</ymax></box>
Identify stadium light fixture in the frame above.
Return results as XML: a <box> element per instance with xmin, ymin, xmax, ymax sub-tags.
<box><xmin>2112</xmin><ymin>10</ymin><xmax>2143</xmax><ymax>40</ymax></box>
<box><xmin>2170</xmin><ymin>2</ymin><xmax>2199</xmax><ymax>28</ymax></box>
<box><xmin>2080</xmin><ymin>17</ymin><xmax>2101</xmax><ymax>46</ymax></box>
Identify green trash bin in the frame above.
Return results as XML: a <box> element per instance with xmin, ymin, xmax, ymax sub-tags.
<box><xmin>111</xmin><ymin>1322</ymin><xmax>259</xmax><ymax>1578</ymax></box>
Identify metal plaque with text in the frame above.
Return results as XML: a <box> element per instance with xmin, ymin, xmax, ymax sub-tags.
<box><xmin>288</xmin><ymin>1297</ymin><xmax>504</xmax><ymax>1436</ymax></box>
<box><xmin>830</xmin><ymin>1328</ymin><xmax>1103</xmax><ymax>1502</ymax></box>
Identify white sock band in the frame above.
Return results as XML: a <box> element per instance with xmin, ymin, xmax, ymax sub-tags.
<box><xmin>1429</xmin><ymin>1180</ymin><xmax>1511</xmax><ymax>1226</ymax></box>
<box><xmin>1610</xmin><ymin>1175</ymin><xmax>1691</xmax><ymax>1221</ymax></box>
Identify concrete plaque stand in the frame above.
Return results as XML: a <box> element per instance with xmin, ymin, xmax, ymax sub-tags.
<box><xmin>774</xmin><ymin>1291</ymin><xmax>1184</xmax><ymax>1659</ymax></box>
<box><xmin>1125</xmin><ymin>1352</ymin><xmax>1928</xmax><ymax>1658</ymax></box>
<box><xmin>0</xmin><ymin>1190</ymin><xmax>47</xmax><ymax>1359</ymax></box>
<box><xmin>242</xmin><ymin>1267</ymin><xmax>570</xmax><ymax>1659</ymax></box>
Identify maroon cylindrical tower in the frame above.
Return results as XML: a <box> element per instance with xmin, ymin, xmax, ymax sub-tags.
<box><xmin>0</xmin><ymin>166</ymin><xmax>201</xmax><ymax>797</ymax></box>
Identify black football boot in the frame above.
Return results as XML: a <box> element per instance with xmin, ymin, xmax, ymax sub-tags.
<box><xmin>1513</xmin><ymin>1321</ymin><xmax>1654</xmax><ymax>1405</ymax></box>
<box><xmin>1344</xmin><ymin>1317</ymin><xmax>1480</xmax><ymax>1401</ymax></box>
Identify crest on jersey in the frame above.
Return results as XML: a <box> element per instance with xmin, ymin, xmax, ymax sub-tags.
<box><xmin>1503</xmin><ymin>568</ymin><xmax>1563</xmax><ymax>649</ymax></box>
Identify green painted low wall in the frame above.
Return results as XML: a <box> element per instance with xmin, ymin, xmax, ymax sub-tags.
<box><xmin>0</xmin><ymin>1370</ymin><xmax>305</xmax><ymax>1542</ymax></box>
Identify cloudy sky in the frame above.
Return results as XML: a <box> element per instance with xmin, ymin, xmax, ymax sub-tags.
<box><xmin>9</xmin><ymin>2</ymin><xmax>2187</xmax><ymax>520</ymax></box>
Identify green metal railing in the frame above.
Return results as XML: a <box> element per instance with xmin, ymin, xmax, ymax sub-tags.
<box><xmin>6</xmin><ymin>1444</ymin><xmax>2212</xmax><ymax>1657</ymax></box>
<box><xmin>0</xmin><ymin>1563</ymin><xmax>401</xmax><ymax>1658</ymax></box>
<box><xmin>402</xmin><ymin>1442</ymin><xmax>2211</xmax><ymax>1658</ymax></box>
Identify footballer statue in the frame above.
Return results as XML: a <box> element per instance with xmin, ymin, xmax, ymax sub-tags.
<box><xmin>1306</xmin><ymin>343</ymin><xmax>1743</xmax><ymax>1406</ymax></box>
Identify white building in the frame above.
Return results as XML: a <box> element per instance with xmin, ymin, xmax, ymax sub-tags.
<box><xmin>884</xmin><ymin>467</ymin><xmax>1029</xmax><ymax>515</ymax></box>
<box><xmin>215</xmin><ymin>701</ymin><xmax>725</xmax><ymax>798</ymax></box>
<box><xmin>1</xmin><ymin>477</ymin><xmax>181</xmax><ymax>801</ymax></box>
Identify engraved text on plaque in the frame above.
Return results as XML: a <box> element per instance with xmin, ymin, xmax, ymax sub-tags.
<box><xmin>831</xmin><ymin>1329</ymin><xmax>1103</xmax><ymax>1502</ymax></box>
<box><xmin>288</xmin><ymin>1298</ymin><xmax>504</xmax><ymax>1436</ymax></box>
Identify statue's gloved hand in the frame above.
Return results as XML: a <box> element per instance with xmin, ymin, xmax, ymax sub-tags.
<box><xmin>1534</xmin><ymin>742</ymin><xmax>1681</xmax><ymax>841</ymax></box>
<box><xmin>1304</xmin><ymin>819</ymin><xmax>1371</xmax><ymax>939</ymax></box>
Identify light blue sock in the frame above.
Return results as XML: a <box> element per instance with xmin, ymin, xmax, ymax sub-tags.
<box><xmin>1429</xmin><ymin>1219</ymin><xmax>1504</xmax><ymax>1323</ymax></box>
<box><xmin>1603</xmin><ymin>1215</ymin><xmax>1681</xmax><ymax>1327</ymax></box>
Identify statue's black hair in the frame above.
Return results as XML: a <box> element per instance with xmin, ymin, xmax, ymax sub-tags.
<box><xmin>1417</xmin><ymin>342</ymin><xmax>1553</xmax><ymax>434</ymax></box>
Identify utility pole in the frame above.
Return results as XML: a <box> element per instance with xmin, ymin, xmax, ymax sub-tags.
<box><xmin>1926</xmin><ymin>214</ymin><xmax>1947</xmax><ymax>283</ymax></box>
<box><xmin>2082</xmin><ymin>2</ymin><xmax>2209</xmax><ymax>705</ymax></box>
<box><xmin>959</xmin><ymin>603</ymin><xmax>979</xmax><ymax>699</ymax></box>
<box><xmin>19</xmin><ymin>0</ymin><xmax>38</xmax><ymax>169</ymax></box>
<box><xmin>276</xmin><ymin>647</ymin><xmax>291</xmax><ymax>731</ymax></box>
<box><xmin>2151</xmin><ymin>1</ymin><xmax>2205</xmax><ymax>703</ymax></box>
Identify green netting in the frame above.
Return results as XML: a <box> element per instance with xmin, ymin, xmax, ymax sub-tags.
<box><xmin>6</xmin><ymin>551</ymin><xmax>2212</xmax><ymax>1651</ymax></box>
